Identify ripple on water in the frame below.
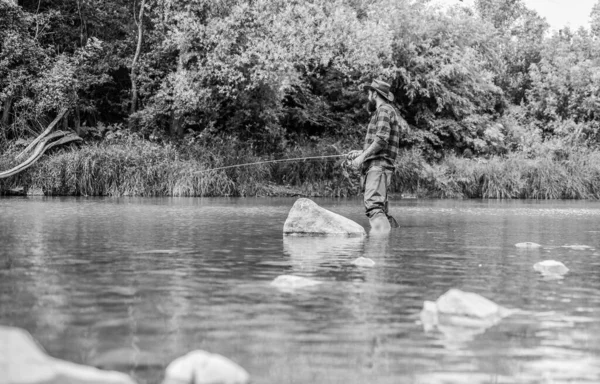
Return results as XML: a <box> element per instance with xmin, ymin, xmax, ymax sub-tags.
<box><xmin>1</xmin><ymin>198</ymin><xmax>600</xmax><ymax>384</ymax></box>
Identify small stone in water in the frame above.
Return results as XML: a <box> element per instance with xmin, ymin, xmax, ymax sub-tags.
<box><xmin>515</xmin><ymin>242</ymin><xmax>541</xmax><ymax>248</ymax></box>
<box><xmin>351</xmin><ymin>257</ymin><xmax>375</xmax><ymax>267</ymax></box>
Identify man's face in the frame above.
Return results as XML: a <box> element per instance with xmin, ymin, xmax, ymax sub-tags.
<box><xmin>366</xmin><ymin>90</ymin><xmax>377</xmax><ymax>113</ymax></box>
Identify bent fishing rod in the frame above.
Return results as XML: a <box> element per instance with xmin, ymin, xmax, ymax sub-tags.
<box><xmin>194</xmin><ymin>153</ymin><xmax>350</xmax><ymax>174</ymax></box>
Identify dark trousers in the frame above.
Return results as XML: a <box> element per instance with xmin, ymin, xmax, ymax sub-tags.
<box><xmin>363</xmin><ymin>165</ymin><xmax>393</xmax><ymax>219</ymax></box>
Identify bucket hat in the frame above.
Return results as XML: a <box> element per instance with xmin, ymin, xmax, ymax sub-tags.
<box><xmin>363</xmin><ymin>79</ymin><xmax>394</xmax><ymax>103</ymax></box>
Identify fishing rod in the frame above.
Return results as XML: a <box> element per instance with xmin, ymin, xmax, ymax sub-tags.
<box><xmin>194</xmin><ymin>153</ymin><xmax>348</xmax><ymax>174</ymax></box>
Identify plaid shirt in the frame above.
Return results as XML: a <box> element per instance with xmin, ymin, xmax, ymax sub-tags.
<box><xmin>363</xmin><ymin>103</ymin><xmax>402</xmax><ymax>170</ymax></box>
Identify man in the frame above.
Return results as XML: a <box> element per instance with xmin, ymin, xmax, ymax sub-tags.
<box><xmin>347</xmin><ymin>79</ymin><xmax>403</xmax><ymax>231</ymax></box>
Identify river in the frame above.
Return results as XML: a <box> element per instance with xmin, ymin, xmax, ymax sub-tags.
<box><xmin>1</xmin><ymin>197</ymin><xmax>599</xmax><ymax>383</ymax></box>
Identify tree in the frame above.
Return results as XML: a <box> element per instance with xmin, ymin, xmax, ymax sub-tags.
<box><xmin>129</xmin><ymin>0</ymin><xmax>146</xmax><ymax>122</ymax></box>
<box><xmin>133</xmin><ymin>0</ymin><xmax>393</xmax><ymax>145</ymax></box>
<box><xmin>367</xmin><ymin>1</ymin><xmax>504</xmax><ymax>156</ymax></box>
<box><xmin>527</xmin><ymin>28</ymin><xmax>600</xmax><ymax>129</ymax></box>
<box><xmin>591</xmin><ymin>0</ymin><xmax>600</xmax><ymax>38</ymax></box>
<box><xmin>0</xmin><ymin>1</ymin><xmax>48</xmax><ymax>139</ymax></box>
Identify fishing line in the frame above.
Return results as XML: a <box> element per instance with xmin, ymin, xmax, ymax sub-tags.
<box><xmin>194</xmin><ymin>154</ymin><xmax>348</xmax><ymax>174</ymax></box>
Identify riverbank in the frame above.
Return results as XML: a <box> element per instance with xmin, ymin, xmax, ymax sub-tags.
<box><xmin>2</xmin><ymin>136</ymin><xmax>600</xmax><ymax>199</ymax></box>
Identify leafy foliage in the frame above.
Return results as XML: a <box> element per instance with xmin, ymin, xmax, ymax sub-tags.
<box><xmin>4</xmin><ymin>0</ymin><xmax>600</xmax><ymax>198</ymax></box>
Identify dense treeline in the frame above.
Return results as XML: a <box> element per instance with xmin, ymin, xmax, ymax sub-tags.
<box><xmin>2</xmin><ymin>0</ymin><xmax>600</xmax><ymax>197</ymax></box>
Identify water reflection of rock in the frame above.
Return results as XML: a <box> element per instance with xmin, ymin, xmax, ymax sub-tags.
<box><xmin>282</xmin><ymin>236</ymin><xmax>365</xmax><ymax>273</ymax></box>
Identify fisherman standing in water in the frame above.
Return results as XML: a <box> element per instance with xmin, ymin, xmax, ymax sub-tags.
<box><xmin>347</xmin><ymin>79</ymin><xmax>404</xmax><ymax>232</ymax></box>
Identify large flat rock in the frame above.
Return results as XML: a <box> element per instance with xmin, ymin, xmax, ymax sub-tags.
<box><xmin>283</xmin><ymin>198</ymin><xmax>366</xmax><ymax>236</ymax></box>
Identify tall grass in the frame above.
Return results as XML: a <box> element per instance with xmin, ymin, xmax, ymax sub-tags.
<box><xmin>1</xmin><ymin>136</ymin><xmax>237</xmax><ymax>196</ymax></box>
<box><xmin>414</xmin><ymin>149</ymin><xmax>600</xmax><ymax>199</ymax></box>
<box><xmin>3</xmin><ymin>134</ymin><xmax>600</xmax><ymax>199</ymax></box>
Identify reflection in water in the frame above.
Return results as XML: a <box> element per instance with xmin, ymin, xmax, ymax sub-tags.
<box><xmin>1</xmin><ymin>197</ymin><xmax>600</xmax><ymax>384</ymax></box>
<box><xmin>282</xmin><ymin>235</ymin><xmax>364</xmax><ymax>273</ymax></box>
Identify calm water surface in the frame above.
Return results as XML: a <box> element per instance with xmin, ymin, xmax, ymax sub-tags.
<box><xmin>1</xmin><ymin>197</ymin><xmax>600</xmax><ymax>384</ymax></box>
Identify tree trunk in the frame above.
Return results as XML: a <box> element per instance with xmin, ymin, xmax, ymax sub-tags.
<box><xmin>76</xmin><ymin>0</ymin><xmax>88</xmax><ymax>47</ymax></box>
<box><xmin>74</xmin><ymin>105</ymin><xmax>81</xmax><ymax>135</ymax></box>
<box><xmin>2</xmin><ymin>97</ymin><xmax>13</xmax><ymax>127</ymax></box>
<box><xmin>170</xmin><ymin>54</ymin><xmax>185</xmax><ymax>137</ymax></box>
<box><xmin>62</xmin><ymin>110</ymin><xmax>69</xmax><ymax>130</ymax></box>
<box><xmin>129</xmin><ymin>0</ymin><xmax>146</xmax><ymax>125</ymax></box>
<box><xmin>170</xmin><ymin>111</ymin><xmax>182</xmax><ymax>137</ymax></box>
<box><xmin>16</xmin><ymin>108</ymin><xmax>67</xmax><ymax>160</ymax></box>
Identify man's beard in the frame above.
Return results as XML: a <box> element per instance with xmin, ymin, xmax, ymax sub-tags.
<box><xmin>366</xmin><ymin>99</ymin><xmax>377</xmax><ymax>113</ymax></box>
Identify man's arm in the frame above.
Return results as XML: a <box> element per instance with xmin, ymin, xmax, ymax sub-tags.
<box><xmin>350</xmin><ymin>140</ymin><xmax>383</xmax><ymax>168</ymax></box>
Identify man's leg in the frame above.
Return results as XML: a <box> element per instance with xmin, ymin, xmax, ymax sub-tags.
<box><xmin>364</xmin><ymin>166</ymin><xmax>398</xmax><ymax>228</ymax></box>
<box><xmin>383</xmin><ymin>168</ymin><xmax>399</xmax><ymax>228</ymax></box>
<box><xmin>364</xmin><ymin>166</ymin><xmax>388</xmax><ymax>218</ymax></box>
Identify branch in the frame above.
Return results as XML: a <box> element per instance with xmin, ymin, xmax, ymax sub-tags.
<box><xmin>15</xmin><ymin>108</ymin><xmax>67</xmax><ymax>161</ymax></box>
<box><xmin>1</xmin><ymin>132</ymin><xmax>81</xmax><ymax>179</ymax></box>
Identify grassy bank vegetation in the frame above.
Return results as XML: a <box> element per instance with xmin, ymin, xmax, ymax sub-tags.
<box><xmin>3</xmin><ymin>130</ymin><xmax>600</xmax><ymax>199</ymax></box>
<box><xmin>405</xmin><ymin>150</ymin><xmax>600</xmax><ymax>199</ymax></box>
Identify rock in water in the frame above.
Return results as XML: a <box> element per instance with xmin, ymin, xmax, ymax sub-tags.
<box><xmin>533</xmin><ymin>260</ymin><xmax>569</xmax><ymax>276</ymax></box>
<box><xmin>436</xmin><ymin>289</ymin><xmax>501</xmax><ymax>319</ymax></box>
<box><xmin>420</xmin><ymin>289</ymin><xmax>515</xmax><ymax>334</ymax></box>
<box><xmin>0</xmin><ymin>325</ymin><xmax>135</xmax><ymax>384</ymax></box>
<box><xmin>270</xmin><ymin>275</ymin><xmax>321</xmax><ymax>290</ymax></box>
<box><xmin>515</xmin><ymin>242</ymin><xmax>541</xmax><ymax>248</ymax></box>
<box><xmin>351</xmin><ymin>257</ymin><xmax>375</xmax><ymax>267</ymax></box>
<box><xmin>283</xmin><ymin>198</ymin><xmax>366</xmax><ymax>236</ymax></box>
<box><xmin>162</xmin><ymin>350</ymin><xmax>249</xmax><ymax>384</ymax></box>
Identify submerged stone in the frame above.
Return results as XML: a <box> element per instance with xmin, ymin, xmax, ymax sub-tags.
<box><xmin>533</xmin><ymin>260</ymin><xmax>569</xmax><ymax>276</ymax></box>
<box><xmin>420</xmin><ymin>289</ymin><xmax>515</xmax><ymax>336</ymax></box>
<box><xmin>270</xmin><ymin>275</ymin><xmax>321</xmax><ymax>290</ymax></box>
<box><xmin>283</xmin><ymin>198</ymin><xmax>366</xmax><ymax>236</ymax></box>
<box><xmin>162</xmin><ymin>350</ymin><xmax>249</xmax><ymax>384</ymax></box>
<box><xmin>515</xmin><ymin>242</ymin><xmax>541</xmax><ymax>248</ymax></box>
<box><xmin>0</xmin><ymin>325</ymin><xmax>135</xmax><ymax>384</ymax></box>
<box><xmin>351</xmin><ymin>257</ymin><xmax>375</xmax><ymax>267</ymax></box>
<box><xmin>435</xmin><ymin>289</ymin><xmax>501</xmax><ymax>319</ymax></box>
